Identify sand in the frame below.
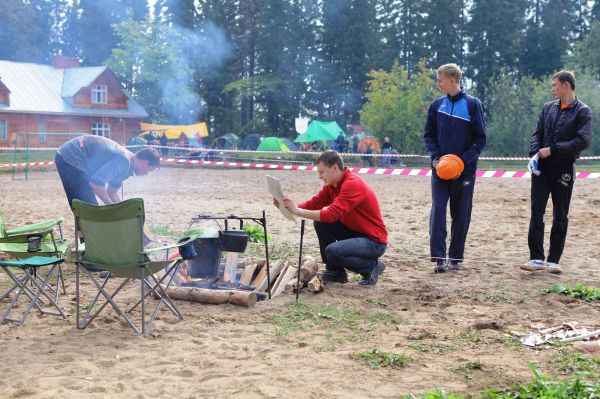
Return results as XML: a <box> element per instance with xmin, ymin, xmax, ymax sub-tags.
<box><xmin>1</xmin><ymin>167</ymin><xmax>599</xmax><ymax>398</ymax></box>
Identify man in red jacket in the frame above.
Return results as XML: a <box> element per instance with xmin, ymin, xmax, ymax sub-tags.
<box><xmin>275</xmin><ymin>150</ymin><xmax>388</xmax><ymax>286</ymax></box>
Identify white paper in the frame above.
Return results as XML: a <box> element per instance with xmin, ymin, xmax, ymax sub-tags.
<box><xmin>266</xmin><ymin>175</ymin><xmax>296</xmax><ymax>221</ymax></box>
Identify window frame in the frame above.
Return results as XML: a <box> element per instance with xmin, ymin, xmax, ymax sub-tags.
<box><xmin>91</xmin><ymin>122</ymin><xmax>110</xmax><ymax>138</ymax></box>
<box><xmin>91</xmin><ymin>84</ymin><xmax>108</xmax><ymax>104</ymax></box>
<box><xmin>38</xmin><ymin>120</ymin><xmax>47</xmax><ymax>143</ymax></box>
<box><xmin>0</xmin><ymin>120</ymin><xmax>7</xmax><ymax>141</ymax></box>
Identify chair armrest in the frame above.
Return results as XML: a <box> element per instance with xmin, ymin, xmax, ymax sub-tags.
<box><xmin>5</xmin><ymin>218</ymin><xmax>64</xmax><ymax>236</ymax></box>
<box><xmin>141</xmin><ymin>232</ymin><xmax>199</xmax><ymax>255</ymax></box>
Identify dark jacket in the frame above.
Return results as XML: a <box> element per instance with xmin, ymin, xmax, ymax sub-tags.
<box><xmin>529</xmin><ymin>99</ymin><xmax>592</xmax><ymax>162</ymax></box>
<box><xmin>423</xmin><ymin>90</ymin><xmax>487</xmax><ymax>176</ymax></box>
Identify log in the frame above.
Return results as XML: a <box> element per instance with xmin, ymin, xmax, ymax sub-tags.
<box><xmin>253</xmin><ymin>259</ymin><xmax>286</xmax><ymax>293</ymax></box>
<box><xmin>270</xmin><ymin>263</ymin><xmax>289</xmax><ymax>295</ymax></box>
<box><xmin>307</xmin><ymin>275</ymin><xmax>324</xmax><ymax>293</ymax></box>
<box><xmin>284</xmin><ymin>279</ymin><xmax>305</xmax><ymax>295</ymax></box>
<box><xmin>299</xmin><ymin>259</ymin><xmax>319</xmax><ymax>283</ymax></box>
<box><xmin>272</xmin><ymin>265</ymin><xmax>297</xmax><ymax>297</ymax></box>
<box><xmin>223</xmin><ymin>252</ymin><xmax>239</xmax><ymax>282</ymax></box>
<box><xmin>239</xmin><ymin>263</ymin><xmax>258</xmax><ymax>286</ymax></box>
<box><xmin>164</xmin><ymin>286</ymin><xmax>257</xmax><ymax>307</ymax></box>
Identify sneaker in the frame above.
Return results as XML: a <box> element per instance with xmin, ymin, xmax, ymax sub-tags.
<box><xmin>359</xmin><ymin>260</ymin><xmax>386</xmax><ymax>286</ymax></box>
<box><xmin>321</xmin><ymin>269</ymin><xmax>348</xmax><ymax>283</ymax></box>
<box><xmin>520</xmin><ymin>259</ymin><xmax>546</xmax><ymax>271</ymax></box>
<box><xmin>448</xmin><ymin>262</ymin><xmax>462</xmax><ymax>271</ymax></box>
<box><xmin>434</xmin><ymin>260</ymin><xmax>447</xmax><ymax>273</ymax></box>
<box><xmin>546</xmin><ymin>262</ymin><xmax>562</xmax><ymax>274</ymax></box>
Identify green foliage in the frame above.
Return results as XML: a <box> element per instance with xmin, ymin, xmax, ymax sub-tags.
<box><xmin>481</xmin><ymin>364</ymin><xmax>600</xmax><ymax>398</ymax></box>
<box><xmin>551</xmin><ymin>348</ymin><xmax>600</xmax><ymax>377</ymax></box>
<box><xmin>360</xmin><ymin>61</ymin><xmax>436</xmax><ymax>153</ymax></box>
<box><xmin>545</xmin><ymin>283</ymin><xmax>600</xmax><ymax>301</ymax></box>
<box><xmin>242</xmin><ymin>224</ymin><xmax>271</xmax><ymax>244</ymax></box>
<box><xmin>355</xmin><ymin>349</ymin><xmax>410</xmax><ymax>369</ymax></box>
<box><xmin>404</xmin><ymin>391</ymin><xmax>464</xmax><ymax>399</ymax></box>
<box><xmin>485</xmin><ymin>72</ymin><xmax>550</xmax><ymax>156</ymax></box>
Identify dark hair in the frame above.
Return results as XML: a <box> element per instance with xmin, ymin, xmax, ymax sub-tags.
<box><xmin>316</xmin><ymin>150</ymin><xmax>344</xmax><ymax>170</ymax></box>
<box><xmin>552</xmin><ymin>70</ymin><xmax>576</xmax><ymax>90</ymax></box>
<box><xmin>135</xmin><ymin>147</ymin><xmax>161</xmax><ymax>167</ymax></box>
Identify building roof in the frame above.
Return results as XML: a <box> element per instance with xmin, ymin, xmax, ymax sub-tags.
<box><xmin>0</xmin><ymin>60</ymin><xmax>148</xmax><ymax>118</ymax></box>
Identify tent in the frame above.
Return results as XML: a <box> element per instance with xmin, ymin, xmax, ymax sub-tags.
<box><xmin>211</xmin><ymin>133</ymin><xmax>240</xmax><ymax>149</ymax></box>
<box><xmin>304</xmin><ymin>120</ymin><xmax>345</xmax><ymax>141</ymax></box>
<box><xmin>139</xmin><ymin>122</ymin><xmax>209</xmax><ymax>139</ymax></box>
<box><xmin>257</xmin><ymin>137</ymin><xmax>290</xmax><ymax>152</ymax></box>
<box><xmin>240</xmin><ymin>133</ymin><xmax>262</xmax><ymax>150</ymax></box>
<box><xmin>293</xmin><ymin>120</ymin><xmax>345</xmax><ymax>143</ymax></box>
<box><xmin>279</xmin><ymin>138</ymin><xmax>298</xmax><ymax>151</ymax></box>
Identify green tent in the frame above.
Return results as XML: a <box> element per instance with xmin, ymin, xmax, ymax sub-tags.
<box><xmin>293</xmin><ymin>120</ymin><xmax>345</xmax><ymax>143</ymax></box>
<box><xmin>257</xmin><ymin>137</ymin><xmax>290</xmax><ymax>151</ymax></box>
<box><xmin>305</xmin><ymin>120</ymin><xmax>345</xmax><ymax>141</ymax></box>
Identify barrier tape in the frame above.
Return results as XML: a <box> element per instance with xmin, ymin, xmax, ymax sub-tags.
<box><xmin>2</xmin><ymin>157</ymin><xmax>600</xmax><ymax>179</ymax></box>
<box><xmin>3</xmin><ymin>145</ymin><xmax>600</xmax><ymax>161</ymax></box>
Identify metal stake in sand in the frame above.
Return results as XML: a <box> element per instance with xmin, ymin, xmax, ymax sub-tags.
<box><xmin>295</xmin><ymin>219</ymin><xmax>305</xmax><ymax>302</ymax></box>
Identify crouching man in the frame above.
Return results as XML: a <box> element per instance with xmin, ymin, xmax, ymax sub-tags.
<box><xmin>275</xmin><ymin>150</ymin><xmax>388</xmax><ymax>286</ymax></box>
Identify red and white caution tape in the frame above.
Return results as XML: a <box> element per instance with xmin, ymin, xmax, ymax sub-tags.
<box><xmin>3</xmin><ymin>144</ymin><xmax>600</xmax><ymax>161</ymax></box>
<box><xmin>0</xmin><ymin>161</ymin><xmax>54</xmax><ymax>168</ymax></box>
<box><xmin>2</xmin><ymin>158</ymin><xmax>599</xmax><ymax>179</ymax></box>
<box><xmin>160</xmin><ymin>158</ymin><xmax>600</xmax><ymax>179</ymax></box>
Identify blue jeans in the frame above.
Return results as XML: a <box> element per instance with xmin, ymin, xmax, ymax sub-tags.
<box><xmin>55</xmin><ymin>153</ymin><xmax>98</xmax><ymax>208</ymax></box>
<box><xmin>314</xmin><ymin>221</ymin><xmax>387</xmax><ymax>275</ymax></box>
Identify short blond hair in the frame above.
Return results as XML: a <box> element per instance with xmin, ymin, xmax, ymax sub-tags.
<box><xmin>437</xmin><ymin>63</ymin><xmax>462</xmax><ymax>83</ymax></box>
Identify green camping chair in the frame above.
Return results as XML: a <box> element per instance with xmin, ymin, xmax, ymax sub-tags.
<box><xmin>0</xmin><ymin>256</ymin><xmax>66</xmax><ymax>324</ymax></box>
<box><xmin>0</xmin><ymin>205</ymin><xmax>69</xmax><ymax>315</ymax></box>
<box><xmin>72</xmin><ymin>198</ymin><xmax>194</xmax><ymax>334</ymax></box>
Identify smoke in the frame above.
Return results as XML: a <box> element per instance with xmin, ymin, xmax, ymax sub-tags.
<box><xmin>160</xmin><ymin>21</ymin><xmax>233</xmax><ymax>124</ymax></box>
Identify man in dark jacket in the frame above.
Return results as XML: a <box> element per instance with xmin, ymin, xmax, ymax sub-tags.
<box><xmin>521</xmin><ymin>70</ymin><xmax>592</xmax><ymax>274</ymax></box>
<box><xmin>423</xmin><ymin>63</ymin><xmax>486</xmax><ymax>273</ymax></box>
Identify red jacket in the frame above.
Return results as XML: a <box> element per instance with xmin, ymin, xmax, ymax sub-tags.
<box><xmin>299</xmin><ymin>168</ymin><xmax>388</xmax><ymax>244</ymax></box>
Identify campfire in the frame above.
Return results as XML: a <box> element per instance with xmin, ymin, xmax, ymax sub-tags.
<box><xmin>152</xmin><ymin>213</ymin><xmax>323</xmax><ymax>307</ymax></box>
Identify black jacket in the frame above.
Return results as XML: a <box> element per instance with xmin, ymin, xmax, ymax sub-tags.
<box><xmin>529</xmin><ymin>99</ymin><xmax>592</xmax><ymax>161</ymax></box>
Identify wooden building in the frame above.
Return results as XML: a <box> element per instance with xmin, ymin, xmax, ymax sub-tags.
<box><xmin>0</xmin><ymin>56</ymin><xmax>148</xmax><ymax>148</ymax></box>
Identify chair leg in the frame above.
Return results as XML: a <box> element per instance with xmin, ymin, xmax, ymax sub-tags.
<box><xmin>128</xmin><ymin>261</ymin><xmax>181</xmax><ymax>316</ymax></box>
<box><xmin>76</xmin><ymin>265</ymin><xmax>139</xmax><ymax>333</ymax></box>
<box><xmin>2</xmin><ymin>266</ymin><xmax>65</xmax><ymax>324</ymax></box>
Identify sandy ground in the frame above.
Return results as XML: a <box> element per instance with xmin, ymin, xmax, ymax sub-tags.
<box><xmin>1</xmin><ymin>166</ymin><xmax>599</xmax><ymax>398</ymax></box>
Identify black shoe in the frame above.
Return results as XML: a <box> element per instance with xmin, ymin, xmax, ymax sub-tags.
<box><xmin>434</xmin><ymin>260</ymin><xmax>447</xmax><ymax>273</ymax></box>
<box><xmin>359</xmin><ymin>260</ymin><xmax>386</xmax><ymax>286</ymax></box>
<box><xmin>448</xmin><ymin>262</ymin><xmax>462</xmax><ymax>271</ymax></box>
<box><xmin>321</xmin><ymin>269</ymin><xmax>348</xmax><ymax>283</ymax></box>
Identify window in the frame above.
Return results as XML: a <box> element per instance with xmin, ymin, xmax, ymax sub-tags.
<box><xmin>91</xmin><ymin>84</ymin><xmax>107</xmax><ymax>104</ymax></box>
<box><xmin>91</xmin><ymin>123</ymin><xmax>110</xmax><ymax>138</ymax></box>
<box><xmin>0</xmin><ymin>120</ymin><xmax>7</xmax><ymax>141</ymax></box>
<box><xmin>38</xmin><ymin>120</ymin><xmax>47</xmax><ymax>143</ymax></box>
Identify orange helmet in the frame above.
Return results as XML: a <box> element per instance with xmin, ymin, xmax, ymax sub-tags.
<box><xmin>436</xmin><ymin>154</ymin><xmax>464</xmax><ymax>180</ymax></box>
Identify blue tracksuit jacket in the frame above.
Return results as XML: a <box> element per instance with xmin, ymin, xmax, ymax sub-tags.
<box><xmin>423</xmin><ymin>90</ymin><xmax>487</xmax><ymax>176</ymax></box>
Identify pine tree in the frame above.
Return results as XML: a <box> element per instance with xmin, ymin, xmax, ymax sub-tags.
<box><xmin>423</xmin><ymin>0</ymin><xmax>466</xmax><ymax>68</ymax></box>
<box><xmin>0</xmin><ymin>0</ymin><xmax>51</xmax><ymax>63</ymax></box>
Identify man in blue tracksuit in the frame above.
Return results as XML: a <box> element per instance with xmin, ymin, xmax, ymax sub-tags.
<box><xmin>423</xmin><ymin>63</ymin><xmax>487</xmax><ymax>273</ymax></box>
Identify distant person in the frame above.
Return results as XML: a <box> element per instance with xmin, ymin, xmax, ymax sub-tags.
<box><xmin>380</xmin><ymin>137</ymin><xmax>393</xmax><ymax>168</ymax></box>
<box><xmin>336</xmin><ymin>132</ymin><xmax>347</xmax><ymax>153</ymax></box>
<box><xmin>352</xmin><ymin>135</ymin><xmax>359</xmax><ymax>153</ymax></box>
<box><xmin>274</xmin><ymin>150</ymin><xmax>388</xmax><ymax>286</ymax></box>
<box><xmin>423</xmin><ymin>63</ymin><xmax>486</xmax><ymax>273</ymax></box>
<box><xmin>362</xmin><ymin>143</ymin><xmax>374</xmax><ymax>167</ymax></box>
<box><xmin>521</xmin><ymin>70</ymin><xmax>592</xmax><ymax>274</ymax></box>
<box><xmin>159</xmin><ymin>133</ymin><xmax>168</xmax><ymax>156</ymax></box>
<box><xmin>55</xmin><ymin>135</ymin><xmax>160</xmax><ymax>207</ymax></box>
<box><xmin>178</xmin><ymin>132</ymin><xmax>188</xmax><ymax>147</ymax></box>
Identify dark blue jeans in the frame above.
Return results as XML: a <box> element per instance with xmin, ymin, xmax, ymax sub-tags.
<box><xmin>55</xmin><ymin>153</ymin><xmax>98</xmax><ymax>208</ymax></box>
<box><xmin>314</xmin><ymin>221</ymin><xmax>387</xmax><ymax>275</ymax></box>
<box><xmin>429</xmin><ymin>173</ymin><xmax>475</xmax><ymax>263</ymax></box>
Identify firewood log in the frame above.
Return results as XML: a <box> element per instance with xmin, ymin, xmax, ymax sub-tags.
<box><xmin>163</xmin><ymin>286</ymin><xmax>257</xmax><ymax>307</ymax></box>
<box><xmin>239</xmin><ymin>263</ymin><xmax>258</xmax><ymax>286</ymax></box>
<box><xmin>272</xmin><ymin>265</ymin><xmax>297</xmax><ymax>297</ymax></box>
<box><xmin>307</xmin><ymin>275</ymin><xmax>324</xmax><ymax>292</ymax></box>
<box><xmin>252</xmin><ymin>259</ymin><xmax>286</xmax><ymax>293</ymax></box>
<box><xmin>299</xmin><ymin>259</ymin><xmax>319</xmax><ymax>283</ymax></box>
<box><xmin>284</xmin><ymin>279</ymin><xmax>305</xmax><ymax>295</ymax></box>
